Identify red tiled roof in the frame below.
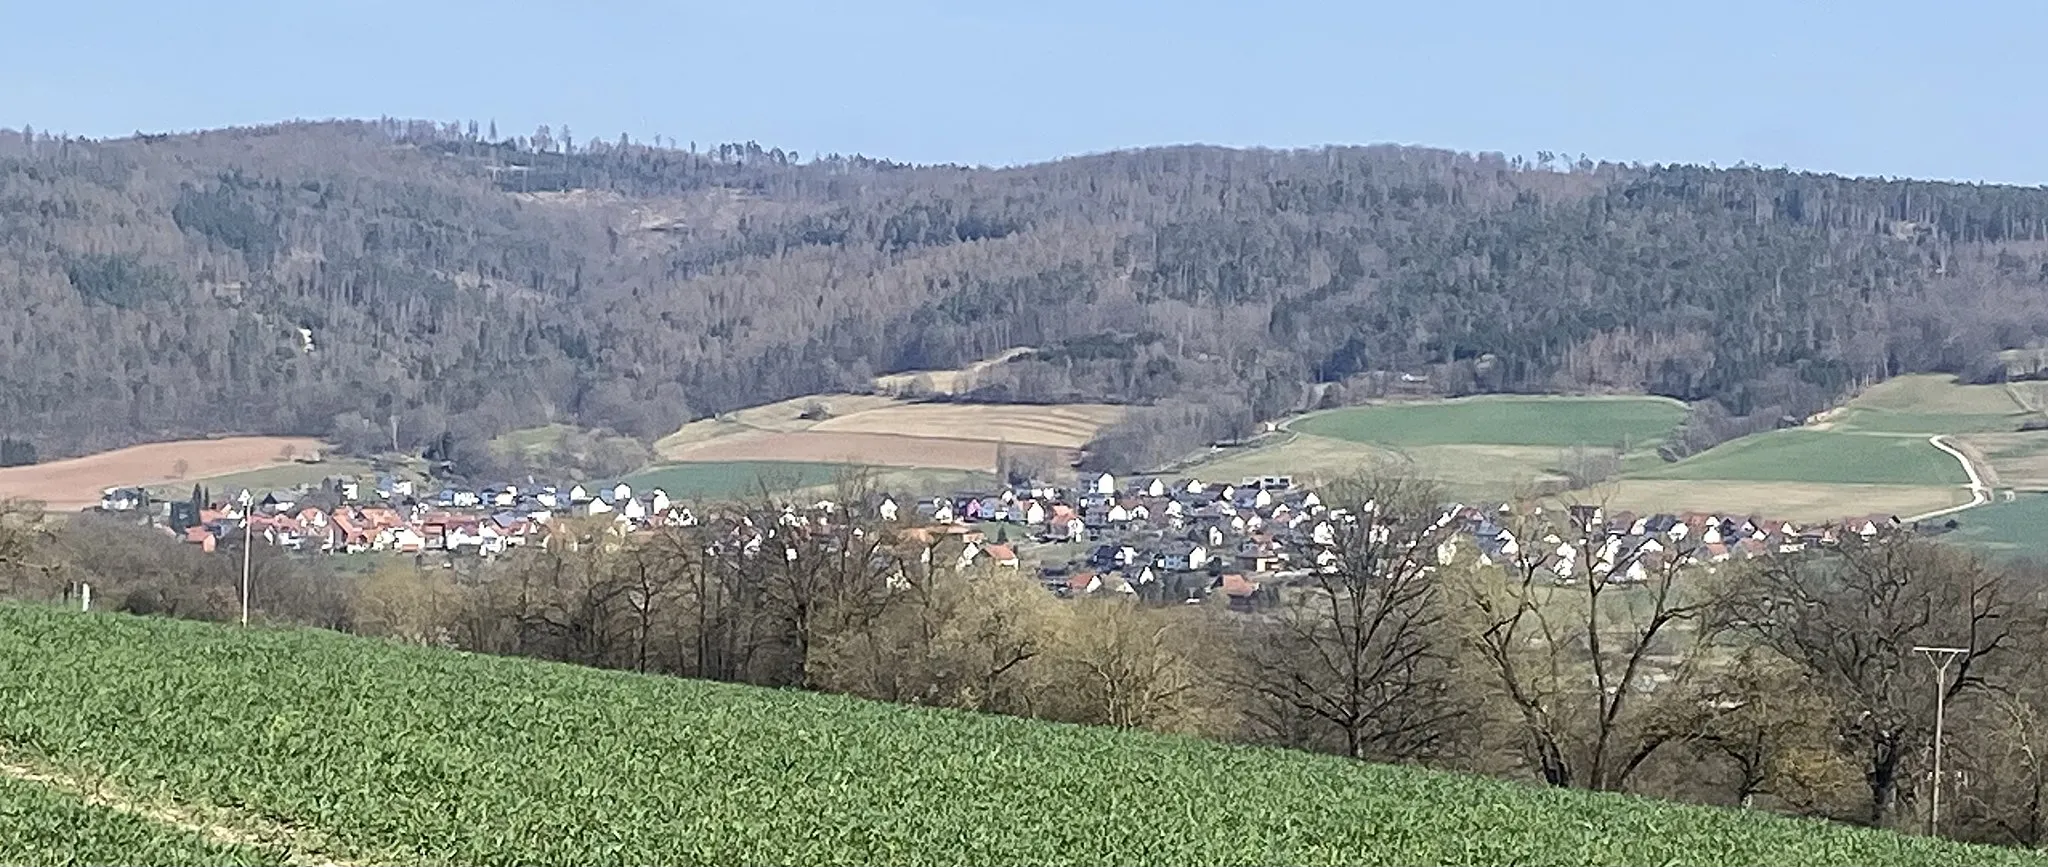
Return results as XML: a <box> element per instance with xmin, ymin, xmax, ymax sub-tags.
<box><xmin>1220</xmin><ymin>573</ymin><xmax>1261</xmax><ymax>598</ymax></box>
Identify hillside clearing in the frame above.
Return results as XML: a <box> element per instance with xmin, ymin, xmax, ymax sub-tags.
<box><xmin>0</xmin><ymin>436</ymin><xmax>327</xmax><ymax>511</ymax></box>
<box><xmin>872</xmin><ymin>347</ymin><xmax>1037</xmax><ymax>395</ymax></box>
<box><xmin>0</xmin><ymin>605</ymin><xmax>2033</xmax><ymax>867</ymax></box>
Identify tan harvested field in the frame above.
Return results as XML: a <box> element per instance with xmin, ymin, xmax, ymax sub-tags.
<box><xmin>662</xmin><ymin>430</ymin><xmax>1071</xmax><ymax>472</ymax></box>
<box><xmin>810</xmin><ymin>403</ymin><xmax>1124</xmax><ymax>449</ymax></box>
<box><xmin>1588</xmin><ymin>480</ymin><xmax>1965</xmax><ymax>523</ymax></box>
<box><xmin>655</xmin><ymin>394</ymin><xmax>907</xmax><ymax>456</ymax></box>
<box><xmin>1960</xmin><ymin>432</ymin><xmax>2048</xmax><ymax>489</ymax></box>
<box><xmin>655</xmin><ymin>393</ymin><xmax>1122</xmax><ymax>469</ymax></box>
<box><xmin>0</xmin><ymin>436</ymin><xmax>327</xmax><ymax>511</ymax></box>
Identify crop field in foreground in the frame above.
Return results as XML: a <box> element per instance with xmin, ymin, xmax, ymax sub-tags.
<box><xmin>0</xmin><ymin>606</ymin><xmax>2037</xmax><ymax>866</ymax></box>
<box><xmin>0</xmin><ymin>773</ymin><xmax>276</xmax><ymax>866</ymax></box>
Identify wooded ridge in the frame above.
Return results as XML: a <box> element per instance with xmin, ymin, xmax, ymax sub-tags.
<box><xmin>5</xmin><ymin>119</ymin><xmax>2047</xmax><ymax>468</ymax></box>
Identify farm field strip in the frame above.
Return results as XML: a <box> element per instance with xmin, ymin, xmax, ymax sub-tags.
<box><xmin>0</xmin><ymin>436</ymin><xmax>328</xmax><ymax>512</ymax></box>
<box><xmin>1588</xmin><ymin>480</ymin><xmax>1967</xmax><ymax>524</ymax></box>
<box><xmin>0</xmin><ymin>605</ymin><xmax>2035</xmax><ymax>866</ymax></box>
<box><xmin>1289</xmin><ymin>395</ymin><xmax>1687</xmax><ymax>448</ymax></box>
<box><xmin>1632</xmin><ymin>429</ymin><xmax>1968</xmax><ymax>486</ymax></box>
<box><xmin>659</xmin><ymin>430</ymin><xmax>1025</xmax><ymax>472</ymax></box>
<box><xmin>657</xmin><ymin>397</ymin><xmax>1120</xmax><ymax>466</ymax></box>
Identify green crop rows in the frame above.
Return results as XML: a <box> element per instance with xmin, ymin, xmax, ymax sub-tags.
<box><xmin>0</xmin><ymin>604</ymin><xmax>2040</xmax><ymax>866</ymax></box>
<box><xmin>0</xmin><ymin>774</ymin><xmax>276</xmax><ymax>866</ymax></box>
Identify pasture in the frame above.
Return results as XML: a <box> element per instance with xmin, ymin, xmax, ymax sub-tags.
<box><xmin>1939</xmin><ymin>494</ymin><xmax>2048</xmax><ymax>560</ymax></box>
<box><xmin>0</xmin><ymin>605</ymin><xmax>2031</xmax><ymax>867</ymax></box>
<box><xmin>1632</xmin><ymin>429</ymin><xmax>1966</xmax><ymax>486</ymax></box>
<box><xmin>0</xmin><ymin>436</ymin><xmax>327</xmax><ymax>511</ymax></box>
<box><xmin>1184</xmin><ymin>396</ymin><xmax>1687</xmax><ymax>499</ymax></box>
<box><xmin>627</xmin><ymin>461</ymin><xmax>1000</xmax><ymax>502</ymax></box>
<box><xmin>1291</xmin><ymin>395</ymin><xmax>1687</xmax><ymax>448</ymax></box>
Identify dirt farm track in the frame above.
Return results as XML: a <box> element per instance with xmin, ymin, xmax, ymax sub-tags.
<box><xmin>0</xmin><ymin>436</ymin><xmax>325</xmax><ymax>512</ymax></box>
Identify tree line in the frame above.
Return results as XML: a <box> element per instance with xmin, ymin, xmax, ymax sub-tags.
<box><xmin>7</xmin><ymin>474</ymin><xmax>2048</xmax><ymax>848</ymax></box>
<box><xmin>6</xmin><ymin>121</ymin><xmax>2048</xmax><ymax>466</ymax></box>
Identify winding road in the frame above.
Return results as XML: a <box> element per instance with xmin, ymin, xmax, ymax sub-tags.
<box><xmin>1904</xmin><ymin>435</ymin><xmax>1994</xmax><ymax>523</ymax></box>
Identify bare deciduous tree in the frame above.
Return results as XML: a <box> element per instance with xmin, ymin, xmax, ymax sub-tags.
<box><xmin>1719</xmin><ymin>533</ymin><xmax>2016</xmax><ymax>827</ymax></box>
<box><xmin>1234</xmin><ymin>475</ymin><xmax>1468</xmax><ymax>762</ymax></box>
<box><xmin>1461</xmin><ymin>499</ymin><xmax>1722</xmax><ymax>791</ymax></box>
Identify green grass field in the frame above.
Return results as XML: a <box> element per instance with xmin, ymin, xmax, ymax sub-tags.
<box><xmin>0</xmin><ymin>774</ymin><xmax>278</xmax><ymax>866</ymax></box>
<box><xmin>1632</xmin><ymin>429</ymin><xmax>1967</xmax><ymax>486</ymax></box>
<box><xmin>0</xmin><ymin>605</ymin><xmax>2035</xmax><ymax>866</ymax></box>
<box><xmin>1941</xmin><ymin>494</ymin><xmax>2048</xmax><ymax>560</ymax></box>
<box><xmin>1830</xmin><ymin>375</ymin><xmax>2031</xmax><ymax>435</ymax></box>
<box><xmin>627</xmin><ymin>461</ymin><xmax>1000</xmax><ymax>502</ymax></box>
<box><xmin>1291</xmin><ymin>395</ymin><xmax>1688</xmax><ymax>448</ymax></box>
<box><xmin>627</xmin><ymin>460</ymin><xmax>851</xmax><ymax>499</ymax></box>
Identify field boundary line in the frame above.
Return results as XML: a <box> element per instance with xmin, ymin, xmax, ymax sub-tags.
<box><xmin>0</xmin><ymin>750</ymin><xmax>367</xmax><ymax>867</ymax></box>
<box><xmin>1905</xmin><ymin>435</ymin><xmax>1993</xmax><ymax>523</ymax></box>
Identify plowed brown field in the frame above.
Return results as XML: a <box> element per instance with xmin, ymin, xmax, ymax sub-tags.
<box><xmin>0</xmin><ymin>437</ymin><xmax>326</xmax><ymax>511</ymax></box>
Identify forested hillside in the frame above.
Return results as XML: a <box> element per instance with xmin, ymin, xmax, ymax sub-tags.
<box><xmin>5</xmin><ymin>119</ymin><xmax>2048</xmax><ymax>467</ymax></box>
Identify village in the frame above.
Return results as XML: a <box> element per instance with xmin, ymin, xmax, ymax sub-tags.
<box><xmin>91</xmin><ymin>466</ymin><xmax>1920</xmax><ymax>610</ymax></box>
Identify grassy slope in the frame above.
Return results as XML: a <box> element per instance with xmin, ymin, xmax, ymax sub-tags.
<box><xmin>1632</xmin><ymin>430</ymin><xmax>1965</xmax><ymax>486</ymax></box>
<box><xmin>0</xmin><ymin>775</ymin><xmax>276</xmax><ymax>866</ymax></box>
<box><xmin>1291</xmin><ymin>396</ymin><xmax>1687</xmax><ymax>447</ymax></box>
<box><xmin>1941</xmin><ymin>493</ymin><xmax>2048</xmax><ymax>559</ymax></box>
<box><xmin>626</xmin><ymin>462</ymin><xmax>1000</xmax><ymax>502</ymax></box>
<box><xmin>0</xmin><ymin>606</ymin><xmax>2035</xmax><ymax>866</ymax></box>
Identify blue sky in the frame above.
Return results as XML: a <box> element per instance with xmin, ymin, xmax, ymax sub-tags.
<box><xmin>12</xmin><ymin>0</ymin><xmax>2044</xmax><ymax>183</ymax></box>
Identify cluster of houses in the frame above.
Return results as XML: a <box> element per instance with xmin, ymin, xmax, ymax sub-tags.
<box><xmin>97</xmin><ymin>476</ymin><xmax>708</xmax><ymax>558</ymax></box>
<box><xmin>95</xmin><ymin>469</ymin><xmax>1910</xmax><ymax>609</ymax></box>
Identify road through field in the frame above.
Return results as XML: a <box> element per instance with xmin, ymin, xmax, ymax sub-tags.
<box><xmin>1905</xmin><ymin>435</ymin><xmax>1993</xmax><ymax>522</ymax></box>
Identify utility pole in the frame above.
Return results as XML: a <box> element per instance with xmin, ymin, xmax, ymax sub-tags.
<box><xmin>240</xmin><ymin>514</ymin><xmax>253</xmax><ymax>627</ymax></box>
<box><xmin>1915</xmin><ymin>645</ymin><xmax>1969</xmax><ymax>837</ymax></box>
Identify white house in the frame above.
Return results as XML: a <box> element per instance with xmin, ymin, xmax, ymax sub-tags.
<box><xmin>569</xmin><ymin>484</ymin><xmax>591</xmax><ymax>504</ymax></box>
<box><xmin>1310</xmin><ymin>521</ymin><xmax>1336</xmax><ymax>547</ymax></box>
<box><xmin>1163</xmin><ymin>543</ymin><xmax>1209</xmax><ymax>572</ymax></box>
<box><xmin>878</xmin><ymin>497</ymin><xmax>899</xmax><ymax>522</ymax></box>
<box><xmin>1143</xmin><ymin>478</ymin><xmax>1167</xmax><ymax>497</ymax></box>
<box><xmin>610</xmin><ymin>482</ymin><xmax>632</xmax><ymax>504</ymax></box>
<box><xmin>1017</xmin><ymin>500</ymin><xmax>1047</xmax><ymax>526</ymax></box>
<box><xmin>621</xmin><ymin>498</ymin><xmax>648</xmax><ymax>521</ymax></box>
<box><xmin>99</xmin><ymin>488</ymin><xmax>143</xmax><ymax>512</ymax></box>
<box><xmin>1093</xmin><ymin>472</ymin><xmax>1117</xmax><ymax>495</ymax></box>
<box><xmin>649</xmin><ymin>489</ymin><xmax>671</xmax><ymax>515</ymax></box>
